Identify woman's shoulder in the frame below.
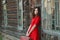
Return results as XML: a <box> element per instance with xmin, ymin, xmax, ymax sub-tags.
<box><xmin>32</xmin><ymin>16</ymin><xmax>41</xmax><ymax>19</ymax></box>
<box><xmin>37</xmin><ymin>16</ymin><xmax>41</xmax><ymax>19</ymax></box>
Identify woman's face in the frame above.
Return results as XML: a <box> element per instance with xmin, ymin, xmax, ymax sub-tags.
<box><xmin>34</xmin><ymin>8</ymin><xmax>38</xmax><ymax>15</ymax></box>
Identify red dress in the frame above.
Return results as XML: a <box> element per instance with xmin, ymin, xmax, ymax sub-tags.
<box><xmin>28</xmin><ymin>16</ymin><xmax>41</xmax><ymax>40</ymax></box>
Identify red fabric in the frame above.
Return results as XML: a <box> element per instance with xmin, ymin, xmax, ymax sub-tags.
<box><xmin>29</xmin><ymin>16</ymin><xmax>41</xmax><ymax>40</ymax></box>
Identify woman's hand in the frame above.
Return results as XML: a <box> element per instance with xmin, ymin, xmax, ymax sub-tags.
<box><xmin>26</xmin><ymin>32</ymin><xmax>30</xmax><ymax>36</ymax></box>
<box><xmin>26</xmin><ymin>33</ymin><xmax>29</xmax><ymax>36</ymax></box>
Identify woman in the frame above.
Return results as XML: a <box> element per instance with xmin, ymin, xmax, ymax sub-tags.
<box><xmin>26</xmin><ymin>7</ymin><xmax>41</xmax><ymax>40</ymax></box>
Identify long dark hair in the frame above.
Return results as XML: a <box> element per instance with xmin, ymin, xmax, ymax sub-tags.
<box><xmin>32</xmin><ymin>7</ymin><xmax>41</xmax><ymax>18</ymax></box>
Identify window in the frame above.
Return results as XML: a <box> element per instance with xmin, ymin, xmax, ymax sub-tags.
<box><xmin>42</xmin><ymin>0</ymin><xmax>60</xmax><ymax>31</ymax></box>
<box><xmin>2</xmin><ymin>0</ymin><xmax>23</xmax><ymax>34</ymax></box>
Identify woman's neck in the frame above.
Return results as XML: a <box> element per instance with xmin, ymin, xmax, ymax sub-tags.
<box><xmin>35</xmin><ymin>15</ymin><xmax>38</xmax><ymax>17</ymax></box>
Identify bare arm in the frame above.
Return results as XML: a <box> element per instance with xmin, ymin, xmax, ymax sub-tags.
<box><xmin>26</xmin><ymin>25</ymin><xmax>31</xmax><ymax>33</ymax></box>
<box><xmin>28</xmin><ymin>24</ymin><xmax>36</xmax><ymax>35</ymax></box>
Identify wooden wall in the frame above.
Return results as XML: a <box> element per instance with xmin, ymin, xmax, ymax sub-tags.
<box><xmin>7</xmin><ymin>0</ymin><xmax>17</xmax><ymax>27</ymax></box>
<box><xmin>0</xmin><ymin>0</ymin><xmax>2</xmax><ymax>26</ymax></box>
